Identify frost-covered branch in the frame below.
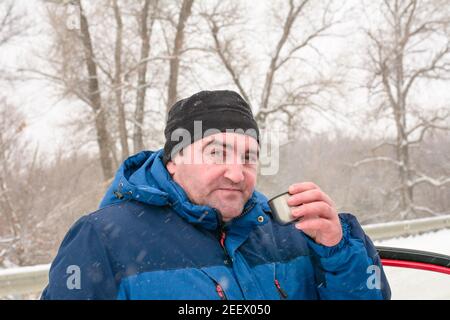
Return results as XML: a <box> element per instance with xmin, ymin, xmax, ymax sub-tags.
<box><xmin>408</xmin><ymin>174</ymin><xmax>450</xmax><ymax>188</ymax></box>
<box><xmin>410</xmin><ymin>205</ymin><xmax>444</xmax><ymax>216</ymax></box>
<box><xmin>352</xmin><ymin>157</ymin><xmax>404</xmax><ymax>168</ymax></box>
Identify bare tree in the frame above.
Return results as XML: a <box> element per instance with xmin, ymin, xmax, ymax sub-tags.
<box><xmin>199</xmin><ymin>1</ymin><xmax>251</xmax><ymax>103</ymax></box>
<box><xmin>0</xmin><ymin>0</ymin><xmax>30</xmax><ymax>267</ymax></box>
<box><xmin>357</xmin><ymin>0</ymin><xmax>450</xmax><ymax>218</ymax></box>
<box><xmin>0</xmin><ymin>100</ymin><xmax>27</xmax><ymax>266</ymax></box>
<box><xmin>133</xmin><ymin>0</ymin><xmax>158</xmax><ymax>153</ymax></box>
<box><xmin>76</xmin><ymin>0</ymin><xmax>115</xmax><ymax>180</ymax></box>
<box><xmin>38</xmin><ymin>1</ymin><xmax>117</xmax><ymax>180</ymax></box>
<box><xmin>112</xmin><ymin>0</ymin><xmax>130</xmax><ymax>161</ymax></box>
<box><xmin>200</xmin><ymin>0</ymin><xmax>343</xmax><ymax>138</ymax></box>
<box><xmin>37</xmin><ymin>1</ymin><xmax>124</xmax><ymax>180</ymax></box>
<box><xmin>0</xmin><ymin>1</ymin><xmax>29</xmax><ymax>47</ymax></box>
<box><xmin>166</xmin><ymin>0</ymin><xmax>194</xmax><ymax>115</ymax></box>
<box><xmin>37</xmin><ymin>1</ymin><xmax>170</xmax><ymax>172</ymax></box>
<box><xmin>0</xmin><ymin>0</ymin><xmax>30</xmax><ymax>82</ymax></box>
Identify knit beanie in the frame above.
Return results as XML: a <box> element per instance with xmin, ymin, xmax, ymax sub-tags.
<box><xmin>163</xmin><ymin>90</ymin><xmax>260</xmax><ymax>164</ymax></box>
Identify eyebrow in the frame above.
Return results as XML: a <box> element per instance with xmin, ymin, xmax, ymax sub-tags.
<box><xmin>203</xmin><ymin>138</ymin><xmax>259</xmax><ymax>156</ymax></box>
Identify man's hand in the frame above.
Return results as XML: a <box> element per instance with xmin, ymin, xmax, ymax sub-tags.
<box><xmin>287</xmin><ymin>182</ymin><xmax>342</xmax><ymax>247</ymax></box>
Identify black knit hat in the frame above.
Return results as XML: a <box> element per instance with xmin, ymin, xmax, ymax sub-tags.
<box><xmin>163</xmin><ymin>90</ymin><xmax>260</xmax><ymax>164</ymax></box>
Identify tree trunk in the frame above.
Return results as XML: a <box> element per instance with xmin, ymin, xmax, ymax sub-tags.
<box><xmin>396</xmin><ymin>126</ymin><xmax>413</xmax><ymax>218</ymax></box>
<box><xmin>112</xmin><ymin>0</ymin><xmax>129</xmax><ymax>161</ymax></box>
<box><xmin>77</xmin><ymin>0</ymin><xmax>114</xmax><ymax>180</ymax></box>
<box><xmin>133</xmin><ymin>0</ymin><xmax>155</xmax><ymax>153</ymax></box>
<box><xmin>392</xmin><ymin>4</ymin><xmax>413</xmax><ymax>218</ymax></box>
<box><xmin>166</xmin><ymin>0</ymin><xmax>194</xmax><ymax>116</ymax></box>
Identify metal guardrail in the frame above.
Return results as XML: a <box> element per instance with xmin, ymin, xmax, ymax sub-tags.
<box><xmin>0</xmin><ymin>264</ymin><xmax>49</xmax><ymax>298</ymax></box>
<box><xmin>1</xmin><ymin>214</ymin><xmax>449</xmax><ymax>298</ymax></box>
<box><xmin>362</xmin><ymin>214</ymin><xmax>450</xmax><ymax>241</ymax></box>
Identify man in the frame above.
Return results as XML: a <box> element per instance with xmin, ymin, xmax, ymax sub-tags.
<box><xmin>42</xmin><ymin>90</ymin><xmax>391</xmax><ymax>300</ymax></box>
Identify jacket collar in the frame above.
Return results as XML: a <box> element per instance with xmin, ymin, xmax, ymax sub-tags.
<box><xmin>99</xmin><ymin>149</ymin><xmax>271</xmax><ymax>251</ymax></box>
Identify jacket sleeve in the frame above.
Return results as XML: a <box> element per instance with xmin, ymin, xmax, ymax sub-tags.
<box><xmin>305</xmin><ymin>213</ymin><xmax>391</xmax><ymax>300</ymax></box>
<box><xmin>41</xmin><ymin>216</ymin><xmax>118</xmax><ymax>300</ymax></box>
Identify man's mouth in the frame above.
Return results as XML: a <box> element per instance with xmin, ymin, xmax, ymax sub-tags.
<box><xmin>218</xmin><ymin>188</ymin><xmax>242</xmax><ymax>192</ymax></box>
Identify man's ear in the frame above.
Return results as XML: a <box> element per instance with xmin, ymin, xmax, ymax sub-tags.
<box><xmin>166</xmin><ymin>149</ymin><xmax>184</xmax><ymax>175</ymax></box>
<box><xmin>166</xmin><ymin>160</ymin><xmax>176</xmax><ymax>175</ymax></box>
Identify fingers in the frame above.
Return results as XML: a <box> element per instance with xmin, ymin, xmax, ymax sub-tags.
<box><xmin>287</xmin><ymin>188</ymin><xmax>335</xmax><ymax>207</ymax></box>
<box><xmin>291</xmin><ymin>201</ymin><xmax>336</xmax><ymax>220</ymax></box>
<box><xmin>288</xmin><ymin>182</ymin><xmax>319</xmax><ymax>195</ymax></box>
<box><xmin>294</xmin><ymin>215</ymin><xmax>343</xmax><ymax>247</ymax></box>
<box><xmin>294</xmin><ymin>217</ymin><xmax>336</xmax><ymax>239</ymax></box>
<box><xmin>288</xmin><ymin>182</ymin><xmax>342</xmax><ymax>246</ymax></box>
<box><xmin>294</xmin><ymin>216</ymin><xmax>331</xmax><ymax>232</ymax></box>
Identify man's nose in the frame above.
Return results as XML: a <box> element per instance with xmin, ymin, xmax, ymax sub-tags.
<box><xmin>224</xmin><ymin>163</ymin><xmax>245</xmax><ymax>184</ymax></box>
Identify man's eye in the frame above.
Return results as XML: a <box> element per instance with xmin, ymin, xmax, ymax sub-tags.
<box><xmin>211</xmin><ymin>149</ymin><xmax>224</xmax><ymax>157</ymax></box>
<box><xmin>246</xmin><ymin>157</ymin><xmax>257</xmax><ymax>164</ymax></box>
<box><xmin>245</xmin><ymin>154</ymin><xmax>258</xmax><ymax>163</ymax></box>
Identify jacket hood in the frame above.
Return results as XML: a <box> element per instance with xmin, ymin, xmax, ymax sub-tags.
<box><xmin>99</xmin><ymin>149</ymin><xmax>271</xmax><ymax>231</ymax></box>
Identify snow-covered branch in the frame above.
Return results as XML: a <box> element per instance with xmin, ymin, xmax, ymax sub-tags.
<box><xmin>352</xmin><ymin>157</ymin><xmax>404</xmax><ymax>168</ymax></box>
<box><xmin>408</xmin><ymin>174</ymin><xmax>450</xmax><ymax>188</ymax></box>
<box><xmin>410</xmin><ymin>205</ymin><xmax>444</xmax><ymax>217</ymax></box>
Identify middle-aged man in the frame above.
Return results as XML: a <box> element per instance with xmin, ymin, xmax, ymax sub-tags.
<box><xmin>42</xmin><ymin>90</ymin><xmax>391</xmax><ymax>300</ymax></box>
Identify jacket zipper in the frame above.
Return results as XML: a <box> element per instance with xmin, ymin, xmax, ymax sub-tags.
<box><xmin>219</xmin><ymin>230</ymin><xmax>226</xmax><ymax>249</ymax></box>
<box><xmin>213</xmin><ymin>199</ymin><xmax>256</xmax><ymax>259</ymax></box>
<box><xmin>217</xmin><ymin>231</ymin><xmax>229</xmax><ymax>300</ymax></box>
<box><xmin>212</xmin><ymin>202</ymin><xmax>257</xmax><ymax>300</ymax></box>
<box><xmin>234</xmin><ymin>200</ymin><xmax>257</xmax><ymax>220</ymax></box>
<box><xmin>274</xmin><ymin>279</ymin><xmax>288</xmax><ymax>299</ymax></box>
<box><xmin>199</xmin><ymin>269</ymin><xmax>228</xmax><ymax>300</ymax></box>
<box><xmin>218</xmin><ymin>230</ymin><xmax>285</xmax><ymax>300</ymax></box>
<box><xmin>219</xmin><ymin>229</ymin><xmax>231</xmax><ymax>263</ymax></box>
<box><xmin>215</xmin><ymin>283</ymin><xmax>227</xmax><ymax>300</ymax></box>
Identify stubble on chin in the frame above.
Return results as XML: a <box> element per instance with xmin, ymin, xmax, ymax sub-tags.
<box><xmin>211</xmin><ymin>199</ymin><xmax>247</xmax><ymax>221</ymax></box>
<box><xmin>197</xmin><ymin>188</ymin><xmax>253</xmax><ymax>220</ymax></box>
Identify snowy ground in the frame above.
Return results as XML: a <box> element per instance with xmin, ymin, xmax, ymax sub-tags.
<box><xmin>375</xmin><ymin>228</ymin><xmax>450</xmax><ymax>300</ymax></box>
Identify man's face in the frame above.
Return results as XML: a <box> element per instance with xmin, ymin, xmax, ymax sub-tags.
<box><xmin>166</xmin><ymin>132</ymin><xmax>259</xmax><ymax>222</ymax></box>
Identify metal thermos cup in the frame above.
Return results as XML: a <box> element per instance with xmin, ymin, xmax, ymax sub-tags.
<box><xmin>268</xmin><ymin>192</ymin><xmax>299</xmax><ymax>225</ymax></box>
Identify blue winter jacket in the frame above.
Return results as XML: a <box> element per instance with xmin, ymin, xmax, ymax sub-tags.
<box><xmin>41</xmin><ymin>149</ymin><xmax>391</xmax><ymax>300</ymax></box>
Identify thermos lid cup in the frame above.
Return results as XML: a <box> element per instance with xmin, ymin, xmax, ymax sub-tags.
<box><xmin>268</xmin><ymin>191</ymin><xmax>299</xmax><ymax>225</ymax></box>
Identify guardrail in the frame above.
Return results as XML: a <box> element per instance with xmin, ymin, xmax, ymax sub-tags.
<box><xmin>362</xmin><ymin>214</ymin><xmax>450</xmax><ymax>241</ymax></box>
<box><xmin>0</xmin><ymin>264</ymin><xmax>49</xmax><ymax>298</ymax></box>
<box><xmin>1</xmin><ymin>214</ymin><xmax>449</xmax><ymax>298</ymax></box>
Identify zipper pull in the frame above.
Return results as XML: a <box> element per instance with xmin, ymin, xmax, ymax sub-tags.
<box><xmin>219</xmin><ymin>231</ymin><xmax>226</xmax><ymax>248</ymax></box>
<box><xmin>219</xmin><ymin>231</ymin><xmax>231</xmax><ymax>259</ymax></box>
<box><xmin>218</xmin><ymin>230</ymin><xmax>233</xmax><ymax>265</ymax></box>
<box><xmin>274</xmin><ymin>279</ymin><xmax>288</xmax><ymax>299</ymax></box>
<box><xmin>216</xmin><ymin>283</ymin><xmax>227</xmax><ymax>300</ymax></box>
